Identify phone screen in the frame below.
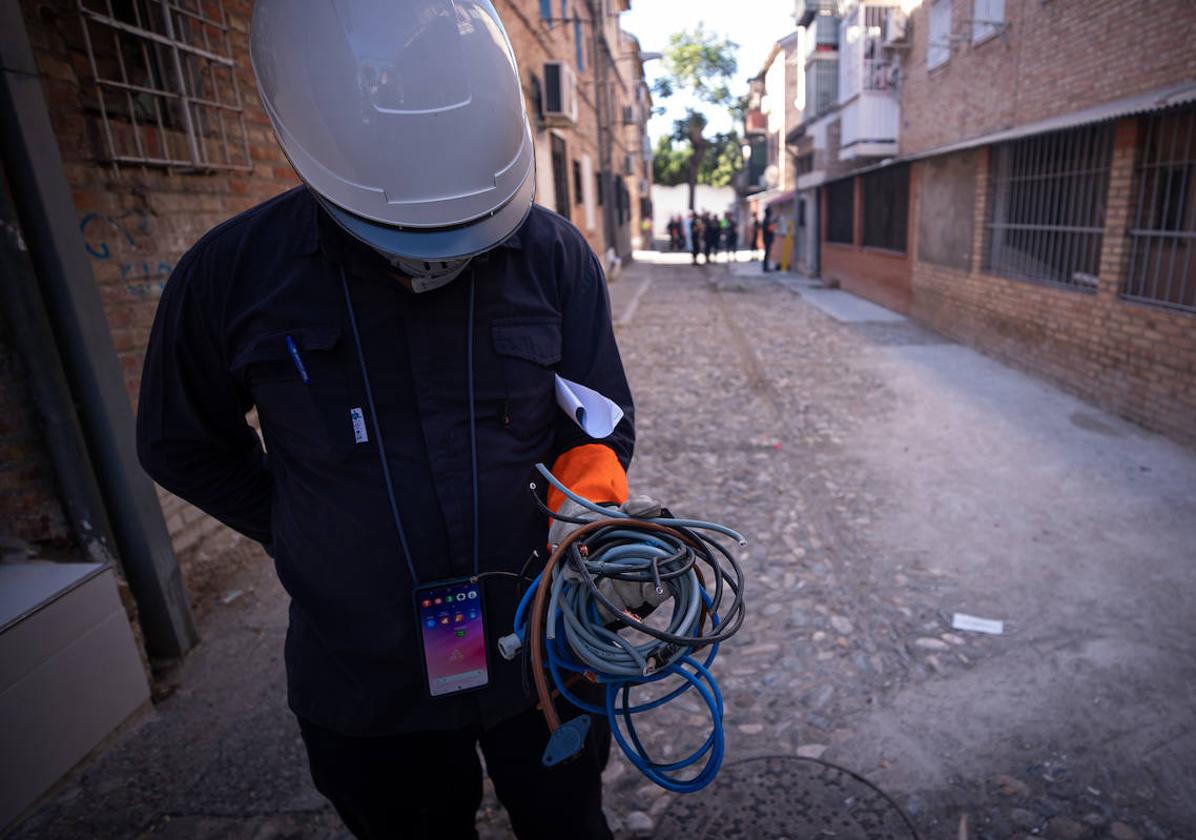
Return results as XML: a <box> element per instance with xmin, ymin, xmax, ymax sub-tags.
<box><xmin>415</xmin><ymin>580</ymin><xmax>489</xmax><ymax>697</ymax></box>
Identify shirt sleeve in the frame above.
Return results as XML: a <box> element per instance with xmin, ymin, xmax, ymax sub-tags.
<box><xmin>136</xmin><ymin>244</ymin><xmax>273</xmax><ymax>545</ymax></box>
<box><xmin>550</xmin><ymin>249</ymin><xmax>635</xmax><ymax>508</ymax></box>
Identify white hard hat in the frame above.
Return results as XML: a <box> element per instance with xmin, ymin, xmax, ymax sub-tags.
<box><xmin>250</xmin><ymin>0</ymin><xmax>535</xmax><ymax>262</ymax></box>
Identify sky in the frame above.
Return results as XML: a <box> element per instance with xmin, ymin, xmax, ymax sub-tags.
<box><xmin>619</xmin><ymin>1</ymin><xmax>797</xmax><ymax>143</ymax></box>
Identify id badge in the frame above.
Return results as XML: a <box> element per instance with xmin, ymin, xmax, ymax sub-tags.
<box><xmin>413</xmin><ymin>578</ymin><xmax>490</xmax><ymax>698</ymax></box>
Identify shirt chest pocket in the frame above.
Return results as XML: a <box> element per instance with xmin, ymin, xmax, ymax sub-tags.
<box><xmin>491</xmin><ymin>318</ymin><xmax>561</xmax><ymax>431</ymax></box>
<box><xmin>233</xmin><ymin>327</ymin><xmax>361</xmax><ymax>463</ymax></box>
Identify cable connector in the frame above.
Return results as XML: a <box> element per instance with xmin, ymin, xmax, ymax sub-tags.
<box><xmin>497</xmin><ymin>631</ymin><xmax>523</xmax><ymax>660</ymax></box>
<box><xmin>542</xmin><ymin>715</ymin><xmax>592</xmax><ymax>767</ymax></box>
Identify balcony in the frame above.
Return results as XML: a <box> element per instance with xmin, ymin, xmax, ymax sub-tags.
<box><xmin>837</xmin><ymin>3</ymin><xmax>899</xmax><ymax>160</ymax></box>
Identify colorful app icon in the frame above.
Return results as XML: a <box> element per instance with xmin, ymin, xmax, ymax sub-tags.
<box><xmin>454</xmin><ymin>613</ymin><xmax>465</xmax><ymax>623</ymax></box>
<box><xmin>455</xmin><ymin>629</ymin><xmax>466</xmax><ymax>638</ymax></box>
<box><xmin>467</xmin><ymin>610</ymin><xmax>477</xmax><ymax>620</ymax></box>
<box><xmin>439</xmin><ymin>616</ymin><xmax>450</xmax><ymax>625</ymax></box>
<box><xmin>421</xmin><ymin>599</ymin><xmax>432</xmax><ymax>608</ymax></box>
<box><xmin>425</xmin><ymin>618</ymin><xmax>436</xmax><ymax>629</ymax></box>
<box><xmin>434</xmin><ymin>597</ymin><xmax>442</xmax><ymax>605</ymax></box>
<box><xmin>467</xmin><ymin>590</ymin><xmax>478</xmax><ymax>599</ymax></box>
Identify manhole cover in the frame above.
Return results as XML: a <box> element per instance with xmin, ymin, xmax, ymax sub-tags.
<box><xmin>653</xmin><ymin>756</ymin><xmax>919</xmax><ymax>840</ymax></box>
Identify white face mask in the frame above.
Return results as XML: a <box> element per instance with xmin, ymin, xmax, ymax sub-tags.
<box><xmin>384</xmin><ymin>254</ymin><xmax>473</xmax><ymax>293</ymax></box>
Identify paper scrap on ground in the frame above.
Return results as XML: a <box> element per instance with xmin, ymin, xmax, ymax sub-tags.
<box><xmin>554</xmin><ymin>375</ymin><xmax>624</xmax><ymax>439</ymax></box>
<box><xmin>952</xmin><ymin>613</ymin><xmax>1004</xmax><ymax>635</ymax></box>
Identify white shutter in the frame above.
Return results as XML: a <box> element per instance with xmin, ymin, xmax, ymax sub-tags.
<box><xmin>927</xmin><ymin>0</ymin><xmax>951</xmax><ymax>69</ymax></box>
<box><xmin>972</xmin><ymin>0</ymin><xmax>1005</xmax><ymax>43</ymax></box>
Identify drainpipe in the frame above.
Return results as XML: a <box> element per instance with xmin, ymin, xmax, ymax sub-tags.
<box><xmin>0</xmin><ymin>3</ymin><xmax>197</xmax><ymax>659</ymax></box>
<box><xmin>0</xmin><ymin>189</ymin><xmax>119</xmax><ymax>569</ymax></box>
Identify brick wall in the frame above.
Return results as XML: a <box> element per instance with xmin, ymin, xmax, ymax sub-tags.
<box><xmin>819</xmin><ymin>165</ymin><xmax>918</xmax><ymax>314</ymax></box>
<box><xmin>909</xmin><ymin>123</ymin><xmax>1196</xmax><ymax>446</ymax></box>
<box><xmin>498</xmin><ymin>0</ymin><xmax>606</xmax><ymax>257</ymax></box>
<box><xmin>899</xmin><ymin>0</ymin><xmax>1196</xmax><ymax>156</ymax></box>
<box><xmin>16</xmin><ymin>0</ymin><xmax>289</xmax><ymax>602</ymax></box>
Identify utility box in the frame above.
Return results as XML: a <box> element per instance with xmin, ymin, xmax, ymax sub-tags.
<box><xmin>0</xmin><ymin>563</ymin><xmax>150</xmax><ymax>830</ymax></box>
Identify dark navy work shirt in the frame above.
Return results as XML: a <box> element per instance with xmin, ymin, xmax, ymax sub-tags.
<box><xmin>137</xmin><ymin>187</ymin><xmax>635</xmax><ymax>735</ymax></box>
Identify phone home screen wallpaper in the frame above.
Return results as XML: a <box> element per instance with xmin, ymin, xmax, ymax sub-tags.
<box><xmin>417</xmin><ymin>581</ymin><xmax>488</xmax><ymax>696</ymax></box>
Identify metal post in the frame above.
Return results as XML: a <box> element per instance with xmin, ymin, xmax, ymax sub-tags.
<box><xmin>0</xmin><ymin>1</ymin><xmax>197</xmax><ymax>659</ymax></box>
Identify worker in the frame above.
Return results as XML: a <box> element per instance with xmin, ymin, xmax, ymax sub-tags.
<box><xmin>135</xmin><ymin>2</ymin><xmax>646</xmax><ymax>838</ymax></box>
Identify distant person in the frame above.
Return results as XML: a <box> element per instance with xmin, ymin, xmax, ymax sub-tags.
<box><xmin>761</xmin><ymin>207</ymin><xmax>776</xmax><ymax>272</ymax></box>
<box><xmin>725</xmin><ymin>212</ymin><xmax>739</xmax><ymax>260</ymax></box>
<box><xmin>751</xmin><ymin>214</ymin><xmax>761</xmax><ymax>258</ymax></box>
<box><xmin>703</xmin><ymin>212</ymin><xmax>719</xmax><ymax>264</ymax></box>
<box><xmin>683</xmin><ymin>212</ymin><xmax>694</xmax><ymax>254</ymax></box>
<box><xmin>690</xmin><ymin>212</ymin><xmax>703</xmax><ymax>265</ymax></box>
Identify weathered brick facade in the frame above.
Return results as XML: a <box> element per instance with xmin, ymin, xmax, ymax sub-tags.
<box><xmin>815</xmin><ymin>0</ymin><xmax>1196</xmax><ymax>447</ymax></box>
<box><xmin>910</xmin><ymin>126</ymin><xmax>1196</xmax><ymax>445</ymax></box>
<box><xmin>898</xmin><ymin>0</ymin><xmax>1196</xmax><ymax>156</ymax></box>
<box><xmin>3</xmin><ymin>0</ymin><xmax>650</xmax><ymax>605</ymax></box>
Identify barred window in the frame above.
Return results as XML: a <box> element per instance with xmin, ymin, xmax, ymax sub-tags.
<box><xmin>984</xmin><ymin>124</ymin><xmax>1113</xmax><ymax>291</ymax></box>
<box><xmin>826</xmin><ymin>178</ymin><xmax>854</xmax><ymax>244</ymax></box>
<box><xmin>1123</xmin><ymin>107</ymin><xmax>1196</xmax><ymax>313</ymax></box>
<box><xmin>862</xmin><ymin>163</ymin><xmax>909</xmax><ymax>252</ymax></box>
<box><xmin>77</xmin><ymin>0</ymin><xmax>251</xmax><ymax>170</ymax></box>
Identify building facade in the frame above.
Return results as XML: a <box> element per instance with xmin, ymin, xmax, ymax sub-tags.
<box><xmin>0</xmin><ymin>1</ymin><xmax>651</xmax><ymax>823</ymax></box>
<box><xmin>812</xmin><ymin>0</ymin><xmax>1196</xmax><ymax>445</ymax></box>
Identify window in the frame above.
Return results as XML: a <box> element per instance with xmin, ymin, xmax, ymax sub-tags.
<box><xmin>596</xmin><ymin>172</ymin><xmax>604</xmax><ymax>206</ymax></box>
<box><xmin>797</xmin><ymin>153</ymin><xmax>814</xmax><ymax>176</ymax></box>
<box><xmin>550</xmin><ymin>134</ymin><xmax>571</xmax><ymax>217</ymax></box>
<box><xmin>861</xmin><ymin>164</ymin><xmax>910</xmax><ymax>252</ymax></box>
<box><xmin>76</xmin><ymin>0</ymin><xmax>251</xmax><ymax>170</ymax></box>
<box><xmin>805</xmin><ymin>59</ymin><xmax>838</xmax><ymax>119</ymax></box>
<box><xmin>918</xmin><ymin>150</ymin><xmax>978</xmax><ymax>271</ymax></box>
<box><xmin>826</xmin><ymin>178</ymin><xmax>854</xmax><ymax>244</ymax></box>
<box><xmin>1123</xmin><ymin>107</ymin><xmax>1196</xmax><ymax>312</ymax></box>
<box><xmin>972</xmin><ymin>0</ymin><xmax>1005</xmax><ymax>43</ymax></box>
<box><xmin>574</xmin><ymin>18</ymin><xmax>585</xmax><ymax>71</ymax></box>
<box><xmin>985</xmin><ymin>124</ymin><xmax>1113</xmax><ymax>290</ymax></box>
<box><xmin>540</xmin><ymin>0</ymin><xmax>551</xmax><ymax>21</ymax></box>
<box><xmin>928</xmin><ymin>0</ymin><xmax>951</xmax><ymax>70</ymax></box>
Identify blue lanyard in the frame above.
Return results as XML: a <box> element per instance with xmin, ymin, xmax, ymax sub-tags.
<box><xmin>340</xmin><ymin>267</ymin><xmax>480</xmax><ymax>584</ymax></box>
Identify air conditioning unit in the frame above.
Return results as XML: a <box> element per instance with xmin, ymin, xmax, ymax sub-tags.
<box><xmin>543</xmin><ymin>62</ymin><xmax>578</xmax><ymax>126</ymax></box>
<box><xmin>883</xmin><ymin>9</ymin><xmax>908</xmax><ymax>45</ymax></box>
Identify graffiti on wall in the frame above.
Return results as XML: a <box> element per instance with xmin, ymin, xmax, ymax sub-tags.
<box><xmin>79</xmin><ymin>212</ymin><xmax>174</xmax><ymax>299</ymax></box>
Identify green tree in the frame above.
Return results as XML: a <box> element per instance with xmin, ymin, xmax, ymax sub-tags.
<box><xmin>652</xmin><ymin>24</ymin><xmax>740</xmax><ymax>210</ymax></box>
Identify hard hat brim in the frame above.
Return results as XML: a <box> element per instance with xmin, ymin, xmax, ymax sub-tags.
<box><xmin>317</xmin><ymin>168</ymin><xmax>535</xmax><ymax>262</ymax></box>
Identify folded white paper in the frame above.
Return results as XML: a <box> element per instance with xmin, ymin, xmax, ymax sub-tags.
<box><xmin>554</xmin><ymin>375</ymin><xmax>624</xmax><ymax>439</ymax></box>
<box><xmin>952</xmin><ymin>613</ymin><xmax>1004</xmax><ymax>635</ymax></box>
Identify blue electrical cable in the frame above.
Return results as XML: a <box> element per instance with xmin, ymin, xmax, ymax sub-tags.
<box><xmin>509</xmin><ymin>464</ymin><xmax>747</xmax><ymax>793</ymax></box>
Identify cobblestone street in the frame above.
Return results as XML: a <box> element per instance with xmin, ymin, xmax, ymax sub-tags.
<box><xmin>12</xmin><ymin>255</ymin><xmax>1196</xmax><ymax>840</ymax></box>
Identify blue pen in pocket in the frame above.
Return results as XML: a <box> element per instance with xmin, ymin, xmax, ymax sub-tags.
<box><xmin>285</xmin><ymin>335</ymin><xmax>310</xmax><ymax>384</ymax></box>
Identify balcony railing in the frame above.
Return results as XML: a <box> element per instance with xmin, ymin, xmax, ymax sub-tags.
<box><xmin>862</xmin><ymin>58</ymin><xmax>896</xmax><ymax>91</ymax></box>
<box><xmin>804</xmin><ymin>58</ymin><xmax>839</xmax><ymax>121</ymax></box>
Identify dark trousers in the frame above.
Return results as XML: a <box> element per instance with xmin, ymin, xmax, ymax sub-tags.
<box><xmin>299</xmin><ymin>701</ymin><xmax>613</xmax><ymax>840</ymax></box>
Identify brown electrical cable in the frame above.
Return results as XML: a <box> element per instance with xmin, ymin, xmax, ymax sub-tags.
<box><xmin>528</xmin><ymin>516</ymin><xmax>710</xmax><ymax>733</ymax></box>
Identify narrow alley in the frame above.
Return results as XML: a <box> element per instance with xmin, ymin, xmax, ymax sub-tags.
<box><xmin>12</xmin><ymin>256</ymin><xmax>1196</xmax><ymax>840</ymax></box>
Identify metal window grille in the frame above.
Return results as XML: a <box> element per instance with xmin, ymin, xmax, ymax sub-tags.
<box><xmin>805</xmin><ymin>59</ymin><xmax>838</xmax><ymax>119</ymax></box>
<box><xmin>1123</xmin><ymin>107</ymin><xmax>1196</xmax><ymax>313</ymax></box>
<box><xmin>77</xmin><ymin>0</ymin><xmax>251</xmax><ymax>171</ymax></box>
<box><xmin>826</xmin><ymin>178</ymin><xmax>854</xmax><ymax>244</ymax></box>
<box><xmin>862</xmin><ymin>163</ymin><xmax>909</xmax><ymax>252</ymax></box>
<box><xmin>984</xmin><ymin>124</ymin><xmax>1113</xmax><ymax>291</ymax></box>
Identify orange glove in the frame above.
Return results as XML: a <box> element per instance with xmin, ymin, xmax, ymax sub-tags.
<box><xmin>546</xmin><ymin>443</ymin><xmax>628</xmax><ymax>514</ymax></box>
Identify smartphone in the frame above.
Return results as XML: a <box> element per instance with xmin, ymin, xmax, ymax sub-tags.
<box><xmin>413</xmin><ymin>578</ymin><xmax>490</xmax><ymax>698</ymax></box>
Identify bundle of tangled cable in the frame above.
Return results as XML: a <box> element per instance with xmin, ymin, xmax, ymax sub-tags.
<box><xmin>506</xmin><ymin>464</ymin><xmax>747</xmax><ymax>793</ymax></box>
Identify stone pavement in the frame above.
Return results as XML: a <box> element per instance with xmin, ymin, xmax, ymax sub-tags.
<box><xmin>12</xmin><ymin>254</ymin><xmax>1196</xmax><ymax>840</ymax></box>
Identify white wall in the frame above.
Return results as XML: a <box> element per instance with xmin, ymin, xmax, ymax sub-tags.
<box><xmin>650</xmin><ymin>184</ymin><xmax>738</xmax><ymax>241</ymax></box>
